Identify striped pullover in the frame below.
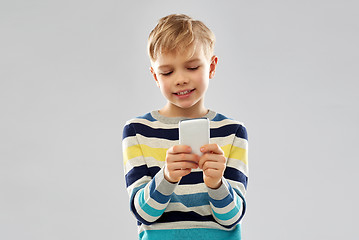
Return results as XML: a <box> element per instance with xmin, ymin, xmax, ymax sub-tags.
<box><xmin>122</xmin><ymin>110</ymin><xmax>248</xmax><ymax>240</ymax></box>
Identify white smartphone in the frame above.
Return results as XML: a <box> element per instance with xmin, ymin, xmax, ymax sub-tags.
<box><xmin>179</xmin><ymin>118</ymin><xmax>210</xmax><ymax>156</ymax></box>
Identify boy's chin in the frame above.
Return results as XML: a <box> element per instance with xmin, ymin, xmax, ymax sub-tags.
<box><xmin>174</xmin><ymin>102</ymin><xmax>203</xmax><ymax>112</ymax></box>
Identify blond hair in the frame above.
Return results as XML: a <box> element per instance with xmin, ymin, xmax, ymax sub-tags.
<box><xmin>148</xmin><ymin>14</ymin><xmax>216</xmax><ymax>62</ymax></box>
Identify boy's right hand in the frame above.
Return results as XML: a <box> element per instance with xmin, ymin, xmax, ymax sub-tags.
<box><xmin>164</xmin><ymin>145</ymin><xmax>199</xmax><ymax>183</ymax></box>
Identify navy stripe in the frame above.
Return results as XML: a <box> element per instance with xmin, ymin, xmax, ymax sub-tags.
<box><xmin>157</xmin><ymin>211</ymin><xmax>214</xmax><ymax>224</ymax></box>
<box><xmin>126</xmin><ymin>166</ymin><xmax>247</xmax><ymax>189</ymax></box>
<box><xmin>211</xmin><ymin>124</ymin><xmax>247</xmax><ymax>140</ymax></box>
<box><xmin>122</xmin><ymin>124</ymin><xmax>136</xmax><ymax>140</ymax></box>
<box><xmin>179</xmin><ymin>171</ymin><xmax>204</xmax><ymax>185</ymax></box>
<box><xmin>236</xmin><ymin>125</ymin><xmax>248</xmax><ymax>141</ymax></box>
<box><xmin>224</xmin><ymin>167</ymin><xmax>248</xmax><ymax>189</ymax></box>
<box><xmin>124</xmin><ymin>123</ymin><xmax>247</xmax><ymax>141</ymax></box>
<box><xmin>125</xmin><ymin>165</ymin><xmax>161</xmax><ymax>188</ymax></box>
<box><xmin>124</xmin><ymin>123</ymin><xmax>178</xmax><ymax>140</ymax></box>
<box><xmin>156</xmin><ymin>211</ymin><xmax>237</xmax><ymax>229</ymax></box>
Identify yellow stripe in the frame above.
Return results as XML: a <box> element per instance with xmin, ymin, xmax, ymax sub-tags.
<box><xmin>124</xmin><ymin>144</ymin><xmax>247</xmax><ymax>166</ymax></box>
<box><xmin>123</xmin><ymin>144</ymin><xmax>168</xmax><ymax>165</ymax></box>
<box><xmin>221</xmin><ymin>144</ymin><xmax>248</xmax><ymax>165</ymax></box>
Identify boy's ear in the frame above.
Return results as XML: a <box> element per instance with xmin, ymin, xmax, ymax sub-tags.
<box><xmin>209</xmin><ymin>56</ymin><xmax>218</xmax><ymax>79</ymax></box>
<box><xmin>150</xmin><ymin>67</ymin><xmax>160</xmax><ymax>87</ymax></box>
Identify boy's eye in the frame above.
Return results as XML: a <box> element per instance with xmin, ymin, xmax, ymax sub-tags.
<box><xmin>188</xmin><ymin>66</ymin><xmax>199</xmax><ymax>71</ymax></box>
<box><xmin>161</xmin><ymin>71</ymin><xmax>173</xmax><ymax>76</ymax></box>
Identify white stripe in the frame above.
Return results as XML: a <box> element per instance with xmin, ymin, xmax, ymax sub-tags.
<box><xmin>227</xmin><ymin>179</ymin><xmax>247</xmax><ymax>196</ymax></box>
<box><xmin>122</xmin><ymin>135</ymin><xmax>139</xmax><ymax>148</ymax></box>
<box><xmin>165</xmin><ymin>202</ymin><xmax>211</xmax><ymax>215</ymax></box>
<box><xmin>211</xmin><ymin>134</ymin><xmax>248</xmax><ymax>149</ymax></box>
<box><xmin>138</xmin><ymin>220</ymin><xmax>237</xmax><ymax>234</ymax></box>
<box><xmin>126</xmin><ymin>118</ymin><xmax>178</xmax><ymax>129</ymax></box>
<box><xmin>174</xmin><ymin>182</ymin><xmax>207</xmax><ymax>195</ymax></box>
<box><xmin>142</xmin><ymin>189</ymin><xmax>168</xmax><ymax>211</ymax></box>
<box><xmin>210</xmin><ymin>119</ymin><xmax>244</xmax><ymax>128</ymax></box>
<box><xmin>127</xmin><ymin>116</ymin><xmax>245</xmax><ymax>130</ymax></box>
<box><xmin>136</xmin><ymin>135</ymin><xmax>177</xmax><ymax>148</ymax></box>
<box><xmin>125</xmin><ymin>157</ymin><xmax>165</xmax><ymax>175</ymax></box>
<box><xmin>126</xmin><ymin>175</ymin><xmax>151</xmax><ymax>195</ymax></box>
<box><xmin>210</xmin><ymin>194</ymin><xmax>240</xmax><ymax>215</ymax></box>
<box><xmin>134</xmin><ymin>193</ymin><xmax>159</xmax><ymax>222</ymax></box>
<box><xmin>226</xmin><ymin>157</ymin><xmax>248</xmax><ymax>177</ymax></box>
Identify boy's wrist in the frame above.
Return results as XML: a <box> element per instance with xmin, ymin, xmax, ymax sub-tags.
<box><xmin>155</xmin><ymin>168</ymin><xmax>179</xmax><ymax>195</ymax></box>
<box><xmin>163</xmin><ymin>167</ymin><xmax>179</xmax><ymax>183</ymax></box>
<box><xmin>206</xmin><ymin>179</ymin><xmax>222</xmax><ymax>189</ymax></box>
<box><xmin>207</xmin><ymin>177</ymin><xmax>230</xmax><ymax>199</ymax></box>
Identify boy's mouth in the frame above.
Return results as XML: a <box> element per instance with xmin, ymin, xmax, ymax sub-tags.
<box><xmin>174</xmin><ymin>89</ymin><xmax>195</xmax><ymax>96</ymax></box>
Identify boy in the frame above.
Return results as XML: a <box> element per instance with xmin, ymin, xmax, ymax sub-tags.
<box><xmin>122</xmin><ymin>14</ymin><xmax>248</xmax><ymax>240</ymax></box>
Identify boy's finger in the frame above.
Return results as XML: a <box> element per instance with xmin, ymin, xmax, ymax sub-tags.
<box><xmin>200</xmin><ymin>143</ymin><xmax>224</xmax><ymax>155</ymax></box>
<box><xmin>172</xmin><ymin>161</ymin><xmax>198</xmax><ymax>170</ymax></box>
<box><xmin>172</xmin><ymin>153</ymin><xmax>199</xmax><ymax>163</ymax></box>
<box><xmin>168</xmin><ymin>145</ymin><xmax>192</xmax><ymax>154</ymax></box>
<box><xmin>198</xmin><ymin>153</ymin><xmax>225</xmax><ymax>169</ymax></box>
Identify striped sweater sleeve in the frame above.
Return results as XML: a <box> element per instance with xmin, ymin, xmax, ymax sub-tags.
<box><xmin>122</xmin><ymin>122</ymin><xmax>177</xmax><ymax>225</ymax></box>
<box><xmin>207</xmin><ymin>124</ymin><xmax>248</xmax><ymax>227</ymax></box>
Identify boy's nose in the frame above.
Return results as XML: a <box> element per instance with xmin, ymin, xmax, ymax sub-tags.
<box><xmin>175</xmin><ymin>73</ymin><xmax>189</xmax><ymax>86</ymax></box>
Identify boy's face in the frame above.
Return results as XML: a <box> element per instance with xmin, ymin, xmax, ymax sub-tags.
<box><xmin>150</xmin><ymin>45</ymin><xmax>218</xmax><ymax>117</ymax></box>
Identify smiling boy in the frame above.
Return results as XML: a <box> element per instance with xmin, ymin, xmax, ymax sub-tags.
<box><xmin>122</xmin><ymin>14</ymin><xmax>248</xmax><ymax>239</ymax></box>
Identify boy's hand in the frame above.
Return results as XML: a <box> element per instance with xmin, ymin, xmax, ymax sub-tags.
<box><xmin>164</xmin><ymin>145</ymin><xmax>199</xmax><ymax>183</ymax></box>
<box><xmin>198</xmin><ymin>144</ymin><xmax>226</xmax><ymax>189</ymax></box>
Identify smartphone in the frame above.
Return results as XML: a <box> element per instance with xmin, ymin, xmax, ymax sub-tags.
<box><xmin>179</xmin><ymin>118</ymin><xmax>210</xmax><ymax>156</ymax></box>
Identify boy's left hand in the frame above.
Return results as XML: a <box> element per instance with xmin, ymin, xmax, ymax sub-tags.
<box><xmin>198</xmin><ymin>144</ymin><xmax>226</xmax><ymax>189</ymax></box>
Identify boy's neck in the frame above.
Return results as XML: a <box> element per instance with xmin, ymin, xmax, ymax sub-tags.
<box><xmin>159</xmin><ymin>103</ymin><xmax>209</xmax><ymax>119</ymax></box>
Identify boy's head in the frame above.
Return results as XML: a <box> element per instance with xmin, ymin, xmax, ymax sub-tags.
<box><xmin>148</xmin><ymin>14</ymin><xmax>216</xmax><ymax>62</ymax></box>
<box><xmin>148</xmin><ymin>14</ymin><xmax>218</xmax><ymax>118</ymax></box>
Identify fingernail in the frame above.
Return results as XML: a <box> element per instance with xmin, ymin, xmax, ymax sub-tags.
<box><xmin>200</xmin><ymin>147</ymin><xmax>205</xmax><ymax>152</ymax></box>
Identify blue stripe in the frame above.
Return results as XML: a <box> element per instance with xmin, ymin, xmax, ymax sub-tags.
<box><xmin>233</xmin><ymin>188</ymin><xmax>246</xmax><ymax>224</ymax></box>
<box><xmin>138</xmin><ymin>190</ymin><xmax>165</xmax><ymax>217</ymax></box>
<box><xmin>130</xmin><ymin>183</ymin><xmax>147</xmax><ymax>202</ymax></box>
<box><xmin>149</xmin><ymin>178</ymin><xmax>171</xmax><ymax>204</ymax></box>
<box><xmin>209</xmin><ymin>192</ymin><xmax>233</xmax><ymax>208</ymax></box>
<box><xmin>209</xmin><ymin>182</ymin><xmax>235</xmax><ymax>208</ymax></box>
<box><xmin>137</xmin><ymin>112</ymin><xmax>157</xmax><ymax>121</ymax></box>
<box><xmin>212</xmin><ymin>205</ymin><xmax>239</xmax><ymax>221</ymax></box>
<box><xmin>235</xmin><ymin>192</ymin><xmax>242</xmax><ymax>209</ymax></box>
<box><xmin>170</xmin><ymin>192</ymin><xmax>209</xmax><ymax>207</ymax></box>
<box><xmin>129</xmin><ymin>184</ymin><xmax>152</xmax><ymax>225</ymax></box>
<box><xmin>129</xmin><ymin>184</ymin><xmax>244</xmax><ymax>228</ymax></box>
<box><xmin>139</xmin><ymin>226</ymin><xmax>241</xmax><ymax>240</ymax></box>
<box><xmin>212</xmin><ymin>113</ymin><xmax>230</xmax><ymax>121</ymax></box>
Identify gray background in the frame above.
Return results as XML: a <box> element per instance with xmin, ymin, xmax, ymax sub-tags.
<box><xmin>1</xmin><ymin>0</ymin><xmax>358</xmax><ymax>239</ymax></box>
